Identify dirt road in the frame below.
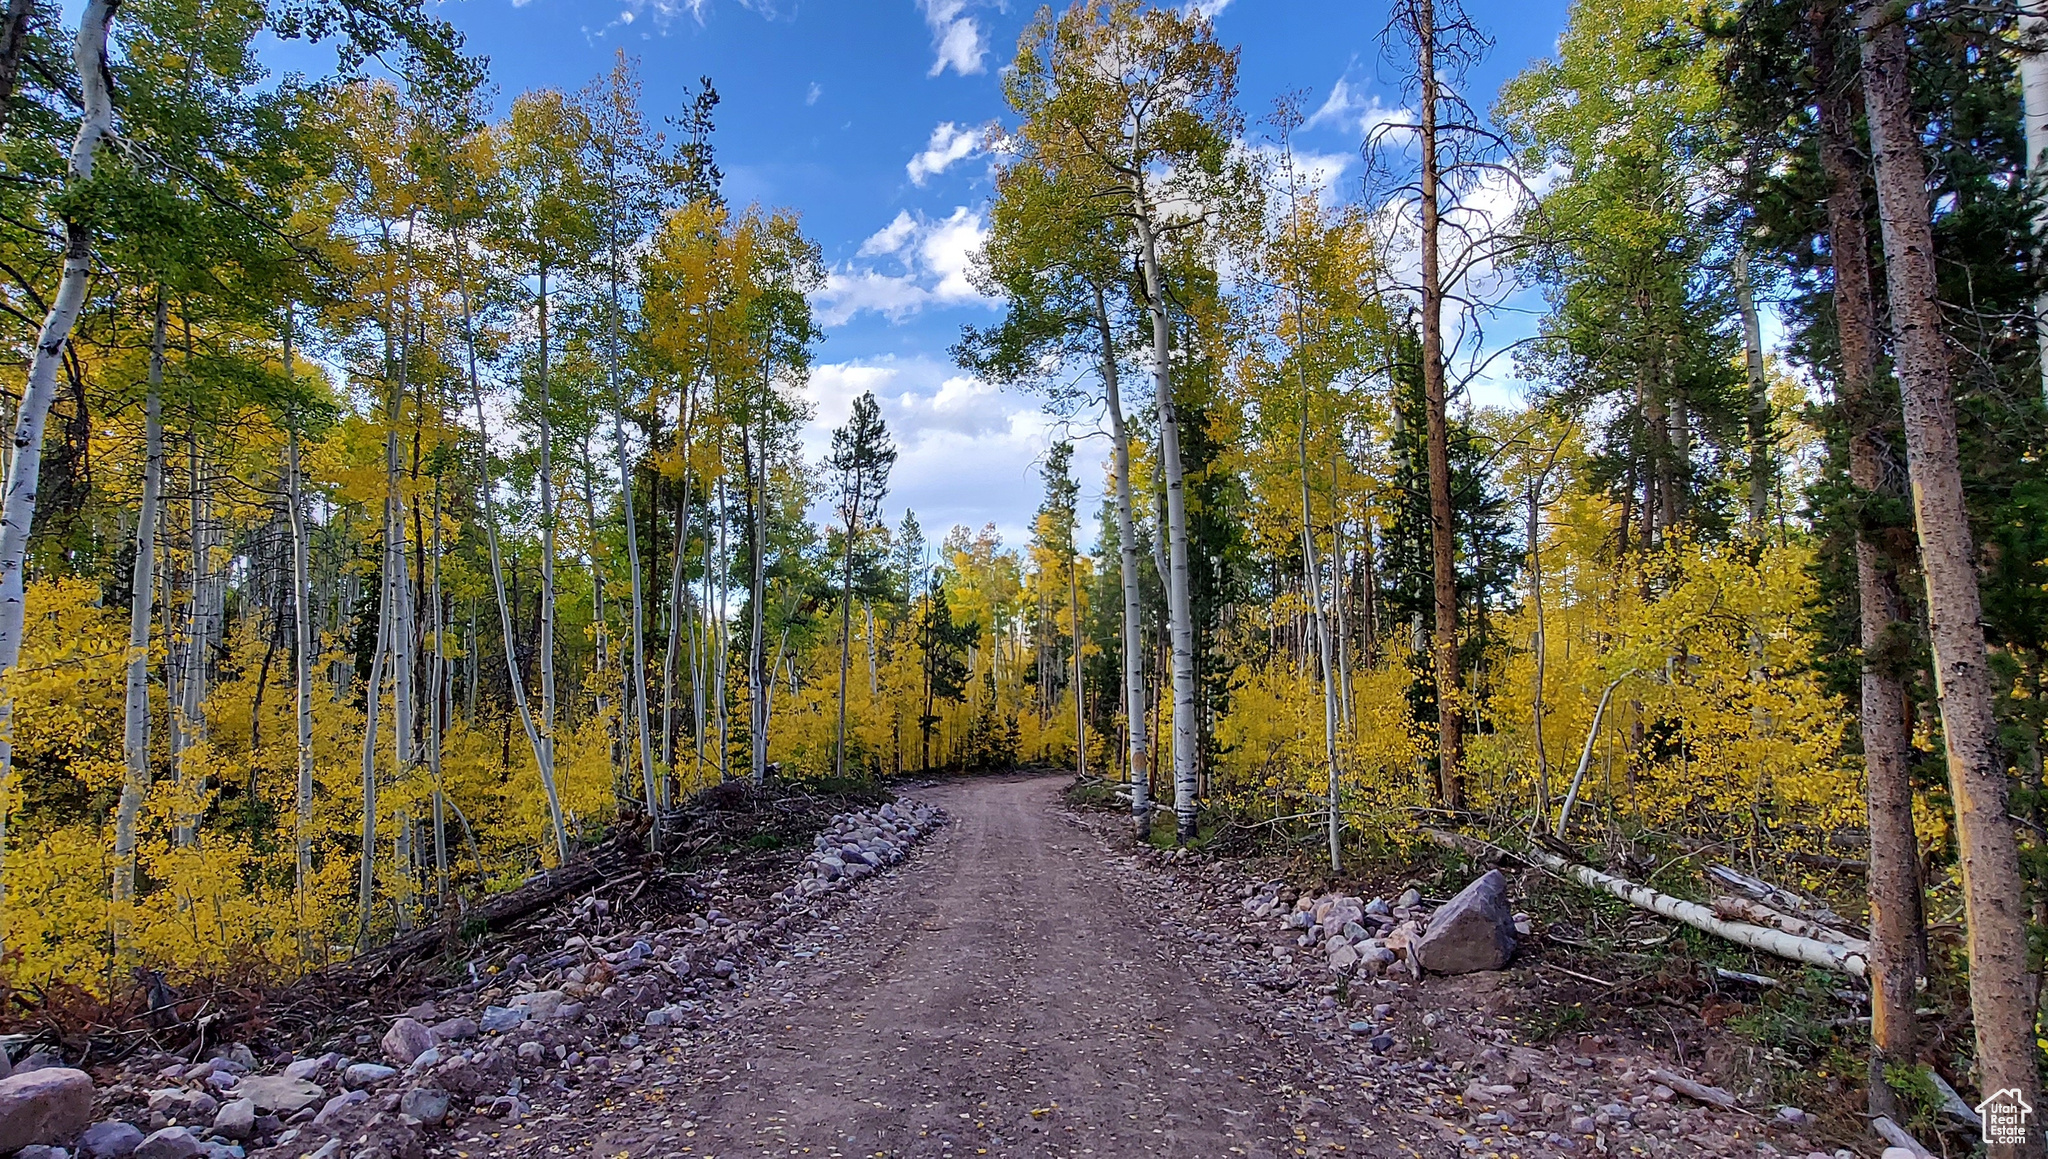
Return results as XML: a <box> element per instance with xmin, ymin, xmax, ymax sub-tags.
<box><xmin>543</xmin><ymin>773</ymin><xmax>1426</xmax><ymax>1158</ymax></box>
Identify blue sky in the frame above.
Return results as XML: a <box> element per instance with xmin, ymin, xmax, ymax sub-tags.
<box><xmin>448</xmin><ymin>0</ymin><xmax>1575</xmax><ymax>546</ymax></box>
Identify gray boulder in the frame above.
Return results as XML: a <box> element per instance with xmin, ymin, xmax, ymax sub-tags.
<box><xmin>342</xmin><ymin>1063</ymin><xmax>397</xmax><ymax>1089</ymax></box>
<box><xmin>210</xmin><ymin>1099</ymin><xmax>255</xmax><ymax>1141</ymax></box>
<box><xmin>0</xmin><ymin>1068</ymin><xmax>96</xmax><ymax>1153</ymax></box>
<box><xmin>131</xmin><ymin>1127</ymin><xmax>201</xmax><ymax>1159</ymax></box>
<box><xmin>1411</xmin><ymin>869</ymin><xmax>1516</xmax><ymax>975</ymax></box>
<box><xmin>429</xmin><ymin>1017</ymin><xmax>478</xmax><ymax>1043</ymax></box>
<box><xmin>15</xmin><ymin>1143</ymin><xmax>67</xmax><ymax>1159</ymax></box>
<box><xmin>78</xmin><ymin>1121</ymin><xmax>146</xmax><ymax>1159</ymax></box>
<box><xmin>381</xmin><ymin>1018</ymin><xmax>437</xmax><ymax>1065</ymax></box>
<box><xmin>230</xmin><ymin>1076</ymin><xmax>323</xmax><ymax>1114</ymax></box>
<box><xmin>397</xmin><ymin>1088</ymin><xmax>450</xmax><ymax>1127</ymax></box>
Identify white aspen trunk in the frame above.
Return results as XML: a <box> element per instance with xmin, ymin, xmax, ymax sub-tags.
<box><xmin>0</xmin><ymin>0</ymin><xmax>120</xmax><ymax>909</ymax></box>
<box><xmin>1133</xmin><ymin>211</ymin><xmax>1199</xmax><ymax>843</ymax></box>
<box><xmin>608</xmin><ymin>252</ymin><xmax>659</xmax><ymax>829</ymax></box>
<box><xmin>1300</xmin><ymin>389</ymin><xmax>1342</xmax><ymax>873</ymax></box>
<box><xmin>2022</xmin><ymin>0</ymin><xmax>2048</xmax><ymax>401</ymax></box>
<box><xmin>578</xmin><ymin>448</ymin><xmax>610</xmax><ymax>785</ymax></box>
<box><xmin>747</xmin><ymin>423</ymin><xmax>769</xmax><ymax>785</ymax></box>
<box><xmin>714</xmin><ymin>474</ymin><xmax>730</xmax><ymax>782</ymax></box>
<box><xmin>428</xmin><ymin>483</ymin><xmax>447</xmax><ymax>909</ymax></box>
<box><xmin>175</xmin><ymin>429</ymin><xmax>209</xmax><ymax>848</ymax></box>
<box><xmin>456</xmin><ymin>257</ymin><xmax>565</xmax><ymax>862</ymax></box>
<box><xmin>356</xmin><ymin>541</ymin><xmax>391</xmax><ymax>946</ymax></box>
<box><xmin>536</xmin><ymin>265</ymin><xmax>560</xmax><ymax>821</ymax></box>
<box><xmin>1096</xmin><ymin>288</ymin><xmax>1151</xmax><ymax>838</ymax></box>
<box><xmin>835</xmin><ymin>472</ymin><xmax>862</xmax><ymax>781</ymax></box>
<box><xmin>1734</xmin><ymin>245</ymin><xmax>1772</xmax><ymax>528</ymax></box>
<box><xmin>285</xmin><ymin>307</ymin><xmax>318</xmax><ymax>944</ymax></box>
<box><xmin>115</xmin><ymin>291</ymin><xmax>167</xmax><ymax>917</ymax></box>
<box><xmin>1069</xmin><ymin>553</ymin><xmax>1084</xmax><ymax>781</ymax></box>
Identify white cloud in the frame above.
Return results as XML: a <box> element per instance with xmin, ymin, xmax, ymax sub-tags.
<box><xmin>1305</xmin><ymin>79</ymin><xmax>1414</xmax><ymax>147</ymax></box>
<box><xmin>801</xmin><ymin>357</ymin><xmax>1100</xmax><ymax>546</ymax></box>
<box><xmin>918</xmin><ymin>0</ymin><xmax>985</xmax><ymax>77</ymax></box>
<box><xmin>906</xmin><ymin>121</ymin><xmax>982</xmax><ymax>186</ymax></box>
<box><xmin>1185</xmin><ymin>0</ymin><xmax>1232</xmax><ymax>16</ymax></box>
<box><xmin>813</xmin><ymin>207</ymin><xmax>991</xmax><ymax>325</ymax></box>
<box><xmin>805</xmin><ymin>81</ymin><xmax>822</xmax><ymax>105</ymax></box>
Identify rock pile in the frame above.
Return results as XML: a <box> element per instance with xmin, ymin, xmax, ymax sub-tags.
<box><xmin>785</xmin><ymin>801</ymin><xmax>940</xmax><ymax>902</ymax></box>
<box><xmin>6</xmin><ymin>797</ymin><xmax>943</xmax><ymax>1159</ymax></box>
<box><xmin>1243</xmin><ymin>870</ymin><xmax>1531</xmax><ymax>980</ymax></box>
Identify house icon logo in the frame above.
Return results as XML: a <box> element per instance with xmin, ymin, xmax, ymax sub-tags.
<box><xmin>1976</xmin><ymin>1087</ymin><xmax>2034</xmax><ymax>1146</ymax></box>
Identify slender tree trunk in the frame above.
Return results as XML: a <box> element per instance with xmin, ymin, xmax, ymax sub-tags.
<box><xmin>1070</xmin><ymin>550</ymin><xmax>1084</xmax><ymax>781</ymax></box>
<box><xmin>1133</xmin><ymin>212</ymin><xmax>1199</xmax><ymax>842</ymax></box>
<box><xmin>176</xmin><ymin>425</ymin><xmax>209</xmax><ymax>848</ymax></box>
<box><xmin>428</xmin><ymin>482</ymin><xmax>447</xmax><ymax>911</ymax></box>
<box><xmin>2020</xmin><ymin>0</ymin><xmax>2048</xmax><ymax>402</ymax></box>
<box><xmin>1527</xmin><ymin>486</ymin><xmax>1550</xmax><ymax>818</ymax></box>
<box><xmin>1736</xmin><ymin>243</ymin><xmax>1772</xmax><ymax>529</ymax></box>
<box><xmin>1097</xmin><ymin>287</ymin><xmax>1152</xmax><ymax>837</ymax></box>
<box><xmin>1412</xmin><ymin>0</ymin><xmax>1464</xmax><ymax>811</ymax></box>
<box><xmin>356</xmin><ymin>539</ymin><xmax>390</xmax><ymax>947</ymax></box>
<box><xmin>0</xmin><ymin>0</ymin><xmax>35</xmax><ymax>135</ymax></box>
<box><xmin>714</xmin><ymin>475</ymin><xmax>730</xmax><ymax>782</ymax></box>
<box><xmin>285</xmin><ymin>305</ymin><xmax>319</xmax><ymax>945</ymax></box>
<box><xmin>1300</xmin><ymin>386</ymin><xmax>1342</xmax><ymax>872</ymax></box>
<box><xmin>535</xmin><ymin>264</ymin><xmax>560</xmax><ymax>825</ymax></box>
<box><xmin>835</xmin><ymin>475</ymin><xmax>862</xmax><ymax>781</ymax></box>
<box><xmin>115</xmin><ymin>291</ymin><xmax>167</xmax><ymax>922</ymax></box>
<box><xmin>1816</xmin><ymin>22</ymin><xmax>1927</xmax><ymax>1119</ymax></box>
<box><xmin>747</xmin><ymin>421</ymin><xmax>769</xmax><ymax>785</ymax></box>
<box><xmin>456</xmin><ymin>252</ymin><xmax>564</xmax><ymax>861</ymax></box>
<box><xmin>1859</xmin><ymin>5</ymin><xmax>2040</xmax><ymax>1141</ymax></box>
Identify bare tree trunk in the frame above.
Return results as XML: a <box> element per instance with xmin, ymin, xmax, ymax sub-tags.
<box><xmin>2021</xmin><ymin>0</ymin><xmax>2048</xmax><ymax>402</ymax></box>
<box><xmin>1133</xmin><ymin>213</ymin><xmax>1199</xmax><ymax>843</ymax></box>
<box><xmin>1526</xmin><ymin>486</ymin><xmax>1549</xmax><ymax>818</ymax></box>
<box><xmin>535</xmin><ymin>264</ymin><xmax>560</xmax><ymax>833</ymax></box>
<box><xmin>1412</xmin><ymin>0</ymin><xmax>1464</xmax><ymax>810</ymax></box>
<box><xmin>1735</xmin><ymin>244</ymin><xmax>1772</xmax><ymax>528</ymax></box>
<box><xmin>1097</xmin><ymin>288</ymin><xmax>1152</xmax><ymax>838</ymax></box>
<box><xmin>835</xmin><ymin>475</ymin><xmax>862</xmax><ymax>781</ymax></box>
<box><xmin>1859</xmin><ymin>6</ymin><xmax>2040</xmax><ymax>1142</ymax></box>
<box><xmin>285</xmin><ymin>305</ymin><xmax>319</xmax><ymax>946</ymax></box>
<box><xmin>1070</xmin><ymin>549</ymin><xmax>1084</xmax><ymax>781</ymax></box>
<box><xmin>456</xmin><ymin>255</ymin><xmax>565</xmax><ymax>862</ymax></box>
<box><xmin>356</xmin><ymin>536</ymin><xmax>390</xmax><ymax>948</ymax></box>
<box><xmin>747</xmin><ymin>420</ymin><xmax>769</xmax><ymax>785</ymax></box>
<box><xmin>0</xmin><ymin>0</ymin><xmax>35</xmax><ymax>135</ymax></box>
<box><xmin>1815</xmin><ymin>17</ymin><xmax>1928</xmax><ymax>1121</ymax></box>
<box><xmin>115</xmin><ymin>290</ymin><xmax>166</xmax><ymax>922</ymax></box>
<box><xmin>1300</xmin><ymin>391</ymin><xmax>1342</xmax><ymax>872</ymax></box>
<box><xmin>175</xmin><ymin>425</ymin><xmax>209</xmax><ymax>848</ymax></box>
<box><xmin>428</xmin><ymin>482</ymin><xmax>447</xmax><ymax>911</ymax></box>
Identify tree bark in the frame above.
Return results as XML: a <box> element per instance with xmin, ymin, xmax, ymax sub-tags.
<box><xmin>1859</xmin><ymin>5</ymin><xmax>2040</xmax><ymax>1143</ymax></box>
<box><xmin>1735</xmin><ymin>243</ymin><xmax>1772</xmax><ymax>529</ymax></box>
<box><xmin>1133</xmin><ymin>212</ymin><xmax>1199</xmax><ymax>843</ymax></box>
<box><xmin>2020</xmin><ymin>0</ymin><xmax>2048</xmax><ymax>402</ymax></box>
<box><xmin>1413</xmin><ymin>0</ymin><xmax>1464</xmax><ymax>810</ymax></box>
<box><xmin>1815</xmin><ymin>30</ymin><xmax>1925</xmax><ymax>1119</ymax></box>
<box><xmin>1097</xmin><ymin>287</ymin><xmax>1153</xmax><ymax>838</ymax></box>
<box><xmin>115</xmin><ymin>290</ymin><xmax>166</xmax><ymax>921</ymax></box>
<box><xmin>0</xmin><ymin>0</ymin><xmax>35</xmax><ymax>135</ymax></box>
<box><xmin>535</xmin><ymin>263</ymin><xmax>560</xmax><ymax>831</ymax></box>
<box><xmin>285</xmin><ymin>304</ymin><xmax>319</xmax><ymax>943</ymax></box>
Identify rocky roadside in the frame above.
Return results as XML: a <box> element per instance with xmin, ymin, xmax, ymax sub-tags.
<box><xmin>1062</xmin><ymin>807</ymin><xmax>1911</xmax><ymax>1159</ymax></box>
<box><xmin>0</xmin><ymin>799</ymin><xmax>945</xmax><ymax>1159</ymax></box>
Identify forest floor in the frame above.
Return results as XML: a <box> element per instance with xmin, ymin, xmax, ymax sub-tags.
<box><xmin>475</xmin><ymin>772</ymin><xmax>1859</xmax><ymax>1159</ymax></box>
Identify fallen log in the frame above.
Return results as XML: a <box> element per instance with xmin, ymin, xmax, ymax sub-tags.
<box><xmin>1645</xmin><ymin>1068</ymin><xmax>1738</xmax><ymax>1110</ymax></box>
<box><xmin>1710</xmin><ymin>896</ymin><xmax>1869</xmax><ymax>955</ymax></box>
<box><xmin>1706</xmin><ymin>864</ymin><xmax>1857</xmax><ymax>932</ymax></box>
<box><xmin>1871</xmin><ymin>1114</ymin><xmax>1935</xmax><ymax>1158</ymax></box>
<box><xmin>1426</xmin><ymin>829</ymin><xmax>1871</xmax><ymax>979</ymax></box>
<box><xmin>1527</xmin><ymin>846</ymin><xmax>1869</xmax><ymax>978</ymax></box>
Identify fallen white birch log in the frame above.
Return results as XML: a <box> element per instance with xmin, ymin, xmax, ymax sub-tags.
<box><xmin>1871</xmin><ymin>1114</ymin><xmax>1935</xmax><ymax>1158</ymax></box>
<box><xmin>1527</xmin><ymin>847</ymin><xmax>1869</xmax><ymax>978</ymax></box>
<box><xmin>1706</xmin><ymin>864</ymin><xmax>1857</xmax><ymax>931</ymax></box>
<box><xmin>1710</xmin><ymin>896</ymin><xmax>1870</xmax><ymax>955</ymax></box>
<box><xmin>1419</xmin><ymin>829</ymin><xmax>1871</xmax><ymax>978</ymax></box>
<box><xmin>1644</xmin><ymin>1068</ymin><xmax>1738</xmax><ymax>1109</ymax></box>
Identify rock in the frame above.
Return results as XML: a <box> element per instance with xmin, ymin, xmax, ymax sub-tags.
<box><xmin>78</xmin><ymin>1121</ymin><xmax>146</xmax><ymax>1159</ymax></box>
<box><xmin>1367</xmin><ymin>1034</ymin><xmax>1395</xmax><ymax>1054</ymax></box>
<box><xmin>1326</xmin><ymin>942</ymin><xmax>1359</xmax><ymax>971</ymax></box>
<box><xmin>342</xmin><ymin>1064</ymin><xmax>397</xmax><ymax>1089</ymax></box>
<box><xmin>312</xmin><ymin>1091</ymin><xmax>367</xmax><ymax>1129</ymax></box>
<box><xmin>1880</xmin><ymin>1151</ymin><xmax>1917</xmax><ymax>1159</ymax></box>
<box><xmin>515</xmin><ymin>1042</ymin><xmax>544</xmax><ymax>1064</ymax></box>
<box><xmin>132</xmin><ymin>1128</ymin><xmax>202</xmax><ymax>1159</ymax></box>
<box><xmin>397</xmin><ymin>1088</ymin><xmax>450</xmax><ymax>1128</ymax></box>
<box><xmin>231</xmin><ymin>1077</ymin><xmax>324</xmax><ymax>1115</ymax></box>
<box><xmin>1396</xmin><ymin>888</ymin><xmax>1421</xmax><ymax>909</ymax></box>
<box><xmin>0</xmin><ymin>1052</ymin><xmax>10</xmax><ymax>1082</ymax></box>
<box><xmin>280</xmin><ymin>1058</ymin><xmax>324</xmax><ymax>1082</ymax></box>
<box><xmin>381</xmin><ymin>1019</ymin><xmax>437</xmax><ymax>1066</ymax></box>
<box><xmin>1411</xmin><ymin>870</ymin><xmax>1516</xmax><ymax>975</ymax></box>
<box><xmin>430</xmin><ymin>1018</ymin><xmax>478</xmax><ymax>1042</ymax></box>
<box><xmin>16</xmin><ymin>1144</ymin><xmax>67</xmax><ymax>1159</ymax></box>
<box><xmin>146</xmin><ymin>1089</ymin><xmax>217</xmax><ymax>1124</ymax></box>
<box><xmin>507</xmin><ymin>990</ymin><xmax>568</xmax><ymax>1020</ymax></box>
<box><xmin>211</xmin><ymin>1100</ymin><xmax>255</xmax><ymax>1141</ymax></box>
<box><xmin>1568</xmin><ymin>1115</ymin><xmax>1597</xmax><ymax>1135</ymax></box>
<box><xmin>0</xmin><ymin>1068</ymin><xmax>96</xmax><ymax>1153</ymax></box>
<box><xmin>406</xmin><ymin>1048</ymin><xmax>442</xmax><ymax>1074</ymax></box>
<box><xmin>11</xmin><ymin>1053</ymin><xmax>61</xmax><ymax>1076</ymax></box>
<box><xmin>478</xmin><ymin>1007</ymin><xmax>525</xmax><ymax>1034</ymax></box>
